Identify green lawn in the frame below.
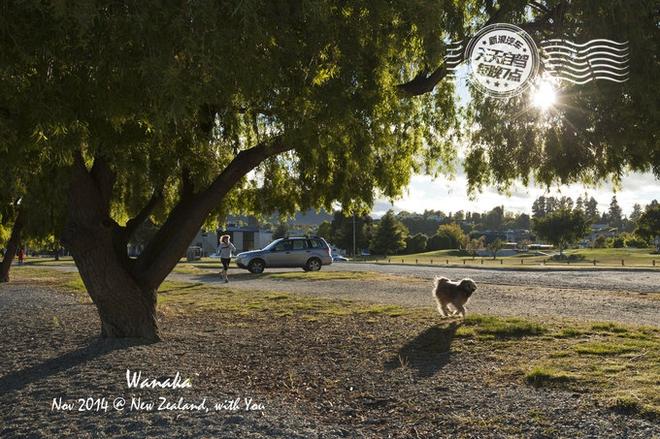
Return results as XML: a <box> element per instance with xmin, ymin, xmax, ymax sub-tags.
<box><xmin>361</xmin><ymin>247</ymin><xmax>659</xmax><ymax>268</ymax></box>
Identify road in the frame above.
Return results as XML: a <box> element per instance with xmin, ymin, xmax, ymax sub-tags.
<box><xmin>168</xmin><ymin>262</ymin><xmax>660</xmax><ymax>326</ymax></box>
<box><xmin>321</xmin><ymin>262</ymin><xmax>660</xmax><ymax>293</ymax></box>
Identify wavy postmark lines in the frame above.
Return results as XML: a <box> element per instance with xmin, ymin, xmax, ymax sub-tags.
<box><xmin>540</xmin><ymin>39</ymin><xmax>630</xmax><ymax>85</ymax></box>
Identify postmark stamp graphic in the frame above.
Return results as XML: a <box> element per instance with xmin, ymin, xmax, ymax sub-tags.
<box><xmin>465</xmin><ymin>23</ymin><xmax>540</xmax><ymax>98</ymax></box>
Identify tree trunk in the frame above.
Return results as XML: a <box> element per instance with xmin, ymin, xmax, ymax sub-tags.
<box><xmin>0</xmin><ymin>210</ymin><xmax>25</xmax><ymax>283</ymax></box>
<box><xmin>61</xmin><ymin>155</ymin><xmax>160</xmax><ymax>340</ymax></box>
<box><xmin>62</xmin><ymin>138</ymin><xmax>291</xmax><ymax>340</ymax></box>
<box><xmin>70</xmin><ymin>229</ymin><xmax>159</xmax><ymax>339</ymax></box>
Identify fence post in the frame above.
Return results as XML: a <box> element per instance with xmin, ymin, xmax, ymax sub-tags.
<box><xmin>654</xmin><ymin>259</ymin><xmax>656</xmax><ymax>267</ymax></box>
<box><xmin>388</xmin><ymin>258</ymin><xmax>391</xmax><ymax>264</ymax></box>
<box><xmin>463</xmin><ymin>259</ymin><xmax>466</xmax><ymax>265</ymax></box>
<box><xmin>430</xmin><ymin>259</ymin><xmax>433</xmax><ymax>264</ymax></box>
<box><xmin>481</xmin><ymin>259</ymin><xmax>483</xmax><ymax>265</ymax></box>
<box><xmin>621</xmin><ymin>259</ymin><xmax>624</xmax><ymax>266</ymax></box>
<box><xmin>402</xmin><ymin>259</ymin><xmax>404</xmax><ymax>264</ymax></box>
<box><xmin>501</xmin><ymin>259</ymin><xmax>503</xmax><ymax>265</ymax></box>
<box><xmin>593</xmin><ymin>259</ymin><xmax>596</xmax><ymax>266</ymax></box>
<box><xmin>521</xmin><ymin>259</ymin><xmax>523</xmax><ymax>265</ymax></box>
<box><xmin>446</xmin><ymin>259</ymin><xmax>449</xmax><ymax>265</ymax></box>
<box><xmin>415</xmin><ymin>259</ymin><xmax>418</xmax><ymax>265</ymax></box>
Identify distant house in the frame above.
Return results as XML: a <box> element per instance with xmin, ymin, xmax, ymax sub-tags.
<box><xmin>587</xmin><ymin>223</ymin><xmax>618</xmax><ymax>243</ymax></box>
<box><xmin>190</xmin><ymin>229</ymin><xmax>221</xmax><ymax>256</ymax></box>
<box><xmin>504</xmin><ymin>229</ymin><xmax>532</xmax><ymax>243</ymax></box>
<box><xmin>220</xmin><ymin>224</ymin><xmax>273</xmax><ymax>253</ymax></box>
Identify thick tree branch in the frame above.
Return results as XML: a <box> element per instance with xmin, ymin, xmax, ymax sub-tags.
<box><xmin>180</xmin><ymin>167</ymin><xmax>195</xmax><ymax>199</ymax></box>
<box><xmin>124</xmin><ymin>190</ymin><xmax>163</xmax><ymax>240</ymax></box>
<box><xmin>132</xmin><ymin>136</ymin><xmax>292</xmax><ymax>290</ymax></box>
<box><xmin>90</xmin><ymin>156</ymin><xmax>116</xmax><ymax>216</ymax></box>
<box><xmin>397</xmin><ymin>66</ymin><xmax>450</xmax><ymax>96</ymax></box>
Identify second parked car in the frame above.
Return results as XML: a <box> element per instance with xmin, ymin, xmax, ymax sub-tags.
<box><xmin>235</xmin><ymin>237</ymin><xmax>333</xmax><ymax>274</ymax></box>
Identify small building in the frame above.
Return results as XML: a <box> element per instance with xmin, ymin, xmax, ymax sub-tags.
<box><xmin>587</xmin><ymin>224</ymin><xmax>618</xmax><ymax>245</ymax></box>
<box><xmin>190</xmin><ymin>229</ymin><xmax>221</xmax><ymax>256</ymax></box>
<box><xmin>220</xmin><ymin>225</ymin><xmax>273</xmax><ymax>253</ymax></box>
<box><xmin>504</xmin><ymin>229</ymin><xmax>532</xmax><ymax>243</ymax></box>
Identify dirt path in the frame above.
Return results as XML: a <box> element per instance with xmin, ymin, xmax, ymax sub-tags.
<box><xmin>1</xmin><ymin>282</ymin><xmax>658</xmax><ymax>438</ymax></box>
<box><xmin>174</xmin><ymin>270</ymin><xmax>660</xmax><ymax>327</ymax></box>
<box><xmin>325</xmin><ymin>262</ymin><xmax>660</xmax><ymax>293</ymax></box>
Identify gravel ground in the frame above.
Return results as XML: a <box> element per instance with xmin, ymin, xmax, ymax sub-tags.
<box><xmin>1</xmin><ymin>280</ymin><xmax>659</xmax><ymax>438</ymax></box>
<box><xmin>323</xmin><ymin>262</ymin><xmax>660</xmax><ymax>293</ymax></box>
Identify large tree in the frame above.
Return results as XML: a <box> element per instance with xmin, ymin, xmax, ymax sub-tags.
<box><xmin>2</xmin><ymin>1</ymin><xmax>657</xmax><ymax>340</ymax></box>
<box><xmin>635</xmin><ymin>200</ymin><xmax>659</xmax><ymax>246</ymax></box>
<box><xmin>533</xmin><ymin>209</ymin><xmax>591</xmax><ymax>255</ymax></box>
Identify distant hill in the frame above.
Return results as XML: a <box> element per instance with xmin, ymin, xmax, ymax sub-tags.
<box><xmin>270</xmin><ymin>209</ymin><xmax>334</xmax><ymax>226</ymax></box>
<box><xmin>225</xmin><ymin>209</ymin><xmax>334</xmax><ymax>229</ymax></box>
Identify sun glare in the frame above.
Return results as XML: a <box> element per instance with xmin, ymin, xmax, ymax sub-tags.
<box><xmin>531</xmin><ymin>80</ymin><xmax>557</xmax><ymax>111</ymax></box>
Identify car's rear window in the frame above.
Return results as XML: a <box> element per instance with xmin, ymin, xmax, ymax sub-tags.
<box><xmin>308</xmin><ymin>239</ymin><xmax>326</xmax><ymax>249</ymax></box>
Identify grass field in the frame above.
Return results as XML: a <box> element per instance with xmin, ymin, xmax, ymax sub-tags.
<box><xmin>360</xmin><ymin>247</ymin><xmax>659</xmax><ymax>268</ymax></box>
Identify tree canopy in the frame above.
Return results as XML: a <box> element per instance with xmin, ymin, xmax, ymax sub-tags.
<box><xmin>1</xmin><ymin>0</ymin><xmax>658</xmax><ymax>338</ymax></box>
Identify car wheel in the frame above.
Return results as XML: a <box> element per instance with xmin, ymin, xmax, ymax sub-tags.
<box><xmin>248</xmin><ymin>259</ymin><xmax>265</xmax><ymax>274</ymax></box>
<box><xmin>305</xmin><ymin>258</ymin><xmax>322</xmax><ymax>272</ymax></box>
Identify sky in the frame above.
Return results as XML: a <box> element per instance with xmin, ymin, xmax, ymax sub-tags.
<box><xmin>372</xmin><ymin>171</ymin><xmax>660</xmax><ymax>218</ymax></box>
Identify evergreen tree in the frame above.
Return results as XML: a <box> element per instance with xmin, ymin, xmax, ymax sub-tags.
<box><xmin>558</xmin><ymin>196</ymin><xmax>574</xmax><ymax>211</ymax></box>
<box><xmin>585</xmin><ymin>197</ymin><xmax>600</xmax><ymax>223</ymax></box>
<box><xmin>630</xmin><ymin>204</ymin><xmax>643</xmax><ymax>224</ymax></box>
<box><xmin>608</xmin><ymin>196</ymin><xmax>623</xmax><ymax>230</ymax></box>
<box><xmin>370</xmin><ymin>211</ymin><xmax>408</xmax><ymax>256</ymax></box>
<box><xmin>532</xmin><ymin>196</ymin><xmax>546</xmax><ymax>218</ymax></box>
<box><xmin>545</xmin><ymin>197</ymin><xmax>558</xmax><ymax>214</ymax></box>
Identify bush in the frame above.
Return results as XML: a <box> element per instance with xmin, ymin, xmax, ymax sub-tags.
<box><xmin>625</xmin><ymin>235</ymin><xmax>649</xmax><ymax>248</ymax></box>
<box><xmin>550</xmin><ymin>254</ymin><xmax>585</xmax><ymax>262</ymax></box>
<box><xmin>612</xmin><ymin>236</ymin><xmax>625</xmax><ymax>248</ymax></box>
<box><xmin>436</xmin><ymin>223</ymin><xmax>467</xmax><ymax>249</ymax></box>
<box><xmin>426</xmin><ymin>233</ymin><xmax>452</xmax><ymax>251</ymax></box>
<box><xmin>593</xmin><ymin>235</ymin><xmax>607</xmax><ymax>248</ymax></box>
<box><xmin>405</xmin><ymin>233</ymin><xmax>428</xmax><ymax>254</ymax></box>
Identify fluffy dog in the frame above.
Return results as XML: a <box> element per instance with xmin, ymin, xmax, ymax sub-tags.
<box><xmin>433</xmin><ymin>277</ymin><xmax>477</xmax><ymax>318</ymax></box>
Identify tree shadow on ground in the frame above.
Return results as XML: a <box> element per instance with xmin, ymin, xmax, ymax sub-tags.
<box><xmin>0</xmin><ymin>337</ymin><xmax>147</xmax><ymax>394</ymax></box>
<box><xmin>384</xmin><ymin>322</ymin><xmax>459</xmax><ymax>378</ymax></box>
<box><xmin>188</xmin><ymin>271</ymin><xmax>271</xmax><ymax>283</ymax></box>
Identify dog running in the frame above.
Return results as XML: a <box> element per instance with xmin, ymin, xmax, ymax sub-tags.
<box><xmin>432</xmin><ymin>276</ymin><xmax>477</xmax><ymax>318</ymax></box>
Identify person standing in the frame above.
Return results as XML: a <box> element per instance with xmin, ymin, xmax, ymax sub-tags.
<box><xmin>217</xmin><ymin>235</ymin><xmax>236</xmax><ymax>283</ymax></box>
<box><xmin>17</xmin><ymin>247</ymin><xmax>24</xmax><ymax>265</ymax></box>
